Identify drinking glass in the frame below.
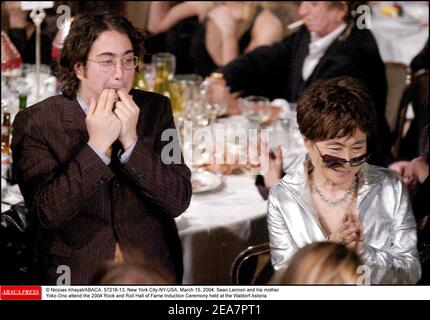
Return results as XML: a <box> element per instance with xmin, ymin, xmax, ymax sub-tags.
<box><xmin>238</xmin><ymin>96</ymin><xmax>271</xmax><ymax>126</ymax></box>
<box><xmin>153</xmin><ymin>52</ymin><xmax>176</xmax><ymax>80</ymax></box>
<box><xmin>200</xmin><ymin>80</ymin><xmax>229</xmax><ymax>124</ymax></box>
<box><xmin>169</xmin><ymin>78</ymin><xmax>184</xmax><ymax>118</ymax></box>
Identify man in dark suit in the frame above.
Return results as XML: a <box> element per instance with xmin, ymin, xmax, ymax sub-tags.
<box><xmin>223</xmin><ymin>2</ymin><xmax>390</xmax><ymax>159</ymax></box>
<box><xmin>218</xmin><ymin>1</ymin><xmax>391</xmax><ymax>195</ymax></box>
<box><xmin>11</xmin><ymin>13</ymin><xmax>192</xmax><ymax>284</ymax></box>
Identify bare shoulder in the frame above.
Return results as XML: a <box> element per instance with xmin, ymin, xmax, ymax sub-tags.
<box><xmin>251</xmin><ymin>9</ymin><xmax>283</xmax><ymax>44</ymax></box>
<box><xmin>254</xmin><ymin>9</ymin><xmax>283</xmax><ymax>33</ymax></box>
<box><xmin>186</xmin><ymin>1</ymin><xmax>214</xmax><ymax>19</ymax></box>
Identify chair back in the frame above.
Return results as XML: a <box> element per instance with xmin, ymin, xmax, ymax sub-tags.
<box><xmin>230</xmin><ymin>242</ymin><xmax>273</xmax><ymax>285</ymax></box>
<box><xmin>392</xmin><ymin>68</ymin><xmax>428</xmax><ymax>158</ymax></box>
<box><xmin>385</xmin><ymin>62</ymin><xmax>410</xmax><ymax>133</ymax></box>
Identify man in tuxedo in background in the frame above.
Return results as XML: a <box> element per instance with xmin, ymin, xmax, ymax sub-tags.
<box><xmin>11</xmin><ymin>13</ymin><xmax>191</xmax><ymax>284</ymax></box>
<box><xmin>218</xmin><ymin>1</ymin><xmax>392</xmax><ymax>194</ymax></box>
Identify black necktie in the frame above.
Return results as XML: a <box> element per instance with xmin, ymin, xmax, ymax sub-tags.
<box><xmin>110</xmin><ymin>140</ymin><xmax>123</xmax><ymax>167</ymax></box>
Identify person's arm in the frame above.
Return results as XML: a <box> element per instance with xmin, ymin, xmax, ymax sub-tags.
<box><xmin>207</xmin><ymin>7</ymin><xmax>284</xmax><ymax>66</ymax></box>
<box><xmin>267</xmin><ymin>188</ymin><xmax>298</xmax><ymax>270</ymax></box>
<box><xmin>147</xmin><ymin>1</ymin><xmax>209</xmax><ymax>34</ymax></box>
<box><xmin>5</xmin><ymin>1</ymin><xmax>29</xmax><ymax>55</ymax></box>
<box><xmin>205</xmin><ymin>5</ymin><xmax>240</xmax><ymax>66</ymax></box>
<box><xmin>358</xmin><ymin>179</ymin><xmax>422</xmax><ymax>284</ymax></box>
<box><xmin>245</xmin><ymin>9</ymin><xmax>283</xmax><ymax>53</ymax></box>
<box><xmin>5</xmin><ymin>1</ymin><xmax>27</xmax><ymax>28</ymax></box>
<box><xmin>219</xmin><ymin>33</ymin><xmax>292</xmax><ymax>96</ymax></box>
<box><xmin>118</xmin><ymin>95</ymin><xmax>192</xmax><ymax>218</ymax></box>
<box><xmin>255</xmin><ymin>146</ymin><xmax>283</xmax><ymax>200</ymax></box>
<box><xmin>11</xmin><ymin>110</ymin><xmax>115</xmax><ymax>230</ymax></box>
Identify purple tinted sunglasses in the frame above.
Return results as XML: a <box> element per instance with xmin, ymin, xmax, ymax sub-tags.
<box><xmin>314</xmin><ymin>143</ymin><xmax>369</xmax><ymax>168</ymax></box>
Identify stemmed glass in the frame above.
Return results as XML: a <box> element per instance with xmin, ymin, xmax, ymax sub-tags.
<box><xmin>200</xmin><ymin>80</ymin><xmax>229</xmax><ymax>125</ymax></box>
<box><xmin>238</xmin><ymin>96</ymin><xmax>271</xmax><ymax>128</ymax></box>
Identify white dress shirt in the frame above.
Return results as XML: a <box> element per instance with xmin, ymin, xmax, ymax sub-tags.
<box><xmin>302</xmin><ymin>23</ymin><xmax>347</xmax><ymax>81</ymax></box>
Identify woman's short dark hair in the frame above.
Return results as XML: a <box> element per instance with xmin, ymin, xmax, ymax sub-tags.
<box><xmin>296</xmin><ymin>76</ymin><xmax>377</xmax><ymax>142</ymax></box>
<box><xmin>58</xmin><ymin>12</ymin><xmax>145</xmax><ymax>98</ymax></box>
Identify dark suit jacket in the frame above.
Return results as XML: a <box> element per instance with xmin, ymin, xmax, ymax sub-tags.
<box><xmin>399</xmin><ymin>40</ymin><xmax>429</xmax><ymax>160</ymax></box>
<box><xmin>11</xmin><ymin>89</ymin><xmax>192</xmax><ymax>285</ymax></box>
<box><xmin>221</xmin><ymin>24</ymin><xmax>391</xmax><ymax>166</ymax></box>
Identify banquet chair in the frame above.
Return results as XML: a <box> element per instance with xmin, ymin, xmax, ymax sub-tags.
<box><xmin>0</xmin><ymin>201</ymin><xmax>33</xmax><ymax>284</ymax></box>
<box><xmin>230</xmin><ymin>242</ymin><xmax>273</xmax><ymax>285</ymax></box>
<box><xmin>392</xmin><ymin>68</ymin><xmax>429</xmax><ymax>158</ymax></box>
<box><xmin>384</xmin><ymin>62</ymin><xmax>410</xmax><ymax>133</ymax></box>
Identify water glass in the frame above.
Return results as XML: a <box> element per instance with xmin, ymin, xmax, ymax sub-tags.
<box><xmin>238</xmin><ymin>96</ymin><xmax>271</xmax><ymax>126</ymax></box>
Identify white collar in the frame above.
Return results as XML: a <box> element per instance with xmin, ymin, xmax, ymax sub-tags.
<box><xmin>76</xmin><ymin>94</ymin><xmax>89</xmax><ymax>114</ymax></box>
<box><xmin>309</xmin><ymin>23</ymin><xmax>347</xmax><ymax>53</ymax></box>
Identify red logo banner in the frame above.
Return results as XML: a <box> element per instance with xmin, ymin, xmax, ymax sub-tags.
<box><xmin>0</xmin><ymin>286</ymin><xmax>42</xmax><ymax>300</ymax></box>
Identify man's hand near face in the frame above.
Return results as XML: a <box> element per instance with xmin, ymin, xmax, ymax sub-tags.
<box><xmin>86</xmin><ymin>88</ymin><xmax>122</xmax><ymax>156</ymax></box>
<box><xmin>114</xmin><ymin>88</ymin><xmax>140</xmax><ymax>150</ymax></box>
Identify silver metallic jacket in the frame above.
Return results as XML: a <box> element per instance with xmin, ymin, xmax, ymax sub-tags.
<box><xmin>267</xmin><ymin>154</ymin><xmax>421</xmax><ymax>284</ymax></box>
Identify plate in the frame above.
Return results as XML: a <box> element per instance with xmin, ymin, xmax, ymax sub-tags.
<box><xmin>191</xmin><ymin>170</ymin><xmax>223</xmax><ymax>193</ymax></box>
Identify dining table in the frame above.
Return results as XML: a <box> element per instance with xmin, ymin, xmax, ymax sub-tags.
<box><xmin>1</xmin><ymin>102</ymin><xmax>306</xmax><ymax>284</ymax></box>
<box><xmin>177</xmin><ymin>170</ymin><xmax>269</xmax><ymax>284</ymax></box>
<box><xmin>176</xmin><ymin>111</ymin><xmax>306</xmax><ymax>284</ymax></box>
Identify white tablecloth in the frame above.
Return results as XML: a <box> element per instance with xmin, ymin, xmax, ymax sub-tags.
<box><xmin>371</xmin><ymin>2</ymin><xmax>429</xmax><ymax>64</ymax></box>
<box><xmin>177</xmin><ymin>173</ymin><xmax>269</xmax><ymax>284</ymax></box>
<box><xmin>176</xmin><ymin>113</ymin><xmax>305</xmax><ymax>284</ymax></box>
<box><xmin>2</xmin><ymin>111</ymin><xmax>305</xmax><ymax>285</ymax></box>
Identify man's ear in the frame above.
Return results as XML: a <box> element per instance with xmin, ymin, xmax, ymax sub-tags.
<box><xmin>336</xmin><ymin>1</ymin><xmax>348</xmax><ymax>20</ymax></box>
<box><xmin>74</xmin><ymin>62</ymin><xmax>86</xmax><ymax>80</ymax></box>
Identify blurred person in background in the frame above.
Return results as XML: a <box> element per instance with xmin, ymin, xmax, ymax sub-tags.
<box><xmin>3</xmin><ymin>1</ymin><xmax>128</xmax><ymax>73</ymax></box>
<box><xmin>148</xmin><ymin>1</ymin><xmax>284</xmax><ymax>77</ymax></box>
<box><xmin>3</xmin><ymin>1</ymin><xmax>58</xmax><ymax>66</ymax></box>
<box><xmin>389</xmin><ymin>39</ymin><xmax>428</xmax><ymax>163</ymax></box>
<box><xmin>147</xmin><ymin>1</ymin><xmax>208</xmax><ymax>74</ymax></box>
<box><xmin>219</xmin><ymin>1</ymin><xmax>392</xmax><ymax>168</ymax></box>
<box><xmin>271</xmin><ymin>242</ymin><xmax>362</xmax><ymax>284</ymax></box>
<box><xmin>93</xmin><ymin>259</ymin><xmax>176</xmax><ymax>285</ymax></box>
<box><xmin>392</xmin><ymin>125</ymin><xmax>429</xmax><ymax>284</ymax></box>
<box><xmin>387</xmin><ymin>42</ymin><xmax>429</xmax><ymax>283</ymax></box>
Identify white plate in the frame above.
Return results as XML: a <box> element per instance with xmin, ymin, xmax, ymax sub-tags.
<box><xmin>191</xmin><ymin>170</ymin><xmax>222</xmax><ymax>193</ymax></box>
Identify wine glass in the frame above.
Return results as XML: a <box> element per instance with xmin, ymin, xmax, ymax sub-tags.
<box><xmin>238</xmin><ymin>96</ymin><xmax>271</xmax><ymax>127</ymax></box>
<box><xmin>200</xmin><ymin>80</ymin><xmax>229</xmax><ymax>124</ymax></box>
<box><xmin>169</xmin><ymin>78</ymin><xmax>184</xmax><ymax>120</ymax></box>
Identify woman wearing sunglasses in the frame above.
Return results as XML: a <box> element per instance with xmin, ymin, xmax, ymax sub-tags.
<box><xmin>267</xmin><ymin>77</ymin><xmax>421</xmax><ymax>284</ymax></box>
